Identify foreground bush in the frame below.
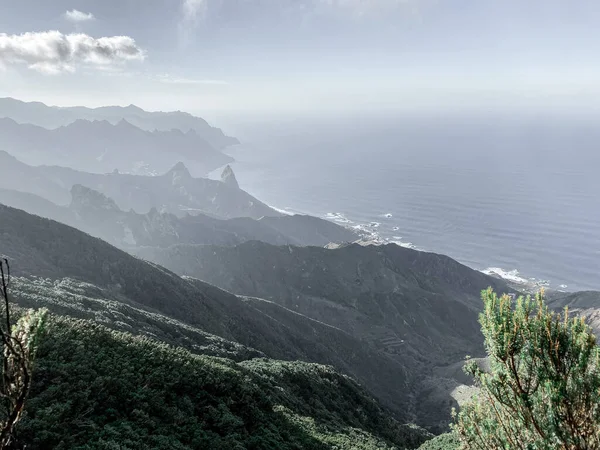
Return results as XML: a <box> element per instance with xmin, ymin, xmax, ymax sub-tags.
<box><xmin>453</xmin><ymin>288</ymin><xmax>600</xmax><ymax>450</ymax></box>
<box><xmin>0</xmin><ymin>259</ymin><xmax>46</xmax><ymax>449</ymax></box>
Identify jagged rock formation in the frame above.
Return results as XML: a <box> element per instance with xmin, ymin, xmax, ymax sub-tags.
<box><xmin>0</xmin><ymin>185</ymin><xmax>358</xmax><ymax>249</ymax></box>
<box><xmin>0</xmin><ymin>151</ymin><xmax>279</xmax><ymax>219</ymax></box>
<box><xmin>221</xmin><ymin>164</ymin><xmax>240</xmax><ymax>189</ymax></box>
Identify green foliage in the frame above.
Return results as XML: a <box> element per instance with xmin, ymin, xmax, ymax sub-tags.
<box><xmin>14</xmin><ymin>315</ymin><xmax>430</xmax><ymax>449</ymax></box>
<box><xmin>453</xmin><ymin>288</ymin><xmax>600</xmax><ymax>450</ymax></box>
<box><xmin>417</xmin><ymin>433</ymin><xmax>460</xmax><ymax>450</ymax></box>
<box><xmin>0</xmin><ymin>255</ymin><xmax>48</xmax><ymax>449</ymax></box>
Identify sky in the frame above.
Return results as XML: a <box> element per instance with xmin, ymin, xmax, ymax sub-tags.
<box><xmin>1</xmin><ymin>0</ymin><xmax>600</xmax><ymax>117</ymax></box>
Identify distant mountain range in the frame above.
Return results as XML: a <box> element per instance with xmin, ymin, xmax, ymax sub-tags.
<box><xmin>0</xmin><ymin>97</ymin><xmax>239</xmax><ymax>150</ymax></box>
<box><xmin>0</xmin><ymin>116</ymin><xmax>233</xmax><ymax>176</ymax></box>
<box><xmin>0</xmin><ymin>151</ymin><xmax>277</xmax><ymax>219</ymax></box>
<box><xmin>0</xmin><ymin>183</ymin><xmax>358</xmax><ymax>249</ymax></box>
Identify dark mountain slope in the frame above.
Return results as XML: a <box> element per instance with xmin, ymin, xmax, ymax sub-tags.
<box><xmin>259</xmin><ymin>214</ymin><xmax>359</xmax><ymax>247</ymax></box>
<box><xmin>0</xmin><ymin>204</ymin><xmax>418</xmax><ymax>423</ymax></box>
<box><xmin>0</xmin><ymin>117</ymin><xmax>232</xmax><ymax>176</ymax></box>
<box><xmin>135</xmin><ymin>240</ymin><xmax>514</xmax><ymax>431</ymax></box>
<box><xmin>0</xmin><ymin>96</ymin><xmax>239</xmax><ymax>150</ymax></box>
<box><xmin>547</xmin><ymin>290</ymin><xmax>600</xmax><ymax>336</ymax></box>
<box><xmin>135</xmin><ymin>240</ymin><xmax>512</xmax><ymax>367</ymax></box>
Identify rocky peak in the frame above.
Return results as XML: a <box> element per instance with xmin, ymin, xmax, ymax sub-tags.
<box><xmin>69</xmin><ymin>184</ymin><xmax>120</xmax><ymax>213</ymax></box>
<box><xmin>221</xmin><ymin>165</ymin><xmax>239</xmax><ymax>189</ymax></box>
<box><xmin>165</xmin><ymin>162</ymin><xmax>191</xmax><ymax>179</ymax></box>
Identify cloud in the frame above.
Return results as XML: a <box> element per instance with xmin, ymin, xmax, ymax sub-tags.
<box><xmin>0</xmin><ymin>31</ymin><xmax>146</xmax><ymax>74</ymax></box>
<box><xmin>64</xmin><ymin>9</ymin><xmax>95</xmax><ymax>22</ymax></box>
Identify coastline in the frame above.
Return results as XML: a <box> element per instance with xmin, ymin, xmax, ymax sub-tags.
<box><xmin>210</xmin><ymin>154</ymin><xmax>574</xmax><ymax>295</ymax></box>
<box><xmin>272</xmin><ymin>205</ymin><xmax>567</xmax><ymax>295</ymax></box>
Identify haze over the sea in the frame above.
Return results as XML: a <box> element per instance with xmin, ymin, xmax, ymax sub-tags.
<box><xmin>215</xmin><ymin>110</ymin><xmax>600</xmax><ymax>293</ymax></box>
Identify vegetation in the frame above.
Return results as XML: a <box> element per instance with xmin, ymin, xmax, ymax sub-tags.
<box><xmin>0</xmin><ymin>259</ymin><xmax>46</xmax><ymax>449</ymax></box>
<box><xmin>13</xmin><ymin>315</ymin><xmax>431</xmax><ymax>449</ymax></box>
<box><xmin>417</xmin><ymin>433</ymin><xmax>459</xmax><ymax>450</ymax></box>
<box><xmin>453</xmin><ymin>288</ymin><xmax>600</xmax><ymax>450</ymax></box>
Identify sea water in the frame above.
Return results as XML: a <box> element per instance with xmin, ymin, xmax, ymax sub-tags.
<box><xmin>214</xmin><ymin>111</ymin><xmax>600</xmax><ymax>292</ymax></box>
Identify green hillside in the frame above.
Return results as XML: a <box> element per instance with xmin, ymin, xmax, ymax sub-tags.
<box><xmin>15</xmin><ymin>315</ymin><xmax>432</xmax><ymax>449</ymax></box>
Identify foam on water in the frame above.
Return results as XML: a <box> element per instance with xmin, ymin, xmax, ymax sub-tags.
<box><xmin>481</xmin><ymin>267</ymin><xmax>529</xmax><ymax>284</ymax></box>
<box><xmin>481</xmin><ymin>267</ymin><xmax>552</xmax><ymax>290</ymax></box>
<box><xmin>325</xmin><ymin>212</ymin><xmax>354</xmax><ymax>224</ymax></box>
<box><xmin>389</xmin><ymin>238</ymin><xmax>417</xmax><ymax>250</ymax></box>
<box><xmin>270</xmin><ymin>205</ymin><xmax>295</xmax><ymax>216</ymax></box>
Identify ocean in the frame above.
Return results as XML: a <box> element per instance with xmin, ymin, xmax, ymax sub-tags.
<box><xmin>211</xmin><ymin>111</ymin><xmax>600</xmax><ymax>292</ymax></box>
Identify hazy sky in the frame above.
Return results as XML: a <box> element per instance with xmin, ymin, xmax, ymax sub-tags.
<box><xmin>1</xmin><ymin>0</ymin><xmax>599</xmax><ymax>116</ymax></box>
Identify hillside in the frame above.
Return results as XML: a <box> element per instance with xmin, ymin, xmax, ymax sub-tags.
<box><xmin>0</xmin><ymin>117</ymin><xmax>232</xmax><ymax>176</ymax></box>
<box><xmin>12</xmin><ymin>315</ymin><xmax>431</xmax><ymax>449</ymax></box>
<box><xmin>134</xmin><ymin>240</ymin><xmax>514</xmax><ymax>430</ymax></box>
<box><xmin>0</xmin><ymin>151</ymin><xmax>278</xmax><ymax>219</ymax></box>
<box><xmin>135</xmin><ymin>240</ymin><xmax>511</xmax><ymax>366</ymax></box>
<box><xmin>547</xmin><ymin>290</ymin><xmax>600</xmax><ymax>336</ymax></box>
<box><xmin>0</xmin><ymin>97</ymin><xmax>239</xmax><ymax>150</ymax></box>
<box><xmin>0</xmin><ymin>204</ymin><xmax>422</xmax><ymax>426</ymax></box>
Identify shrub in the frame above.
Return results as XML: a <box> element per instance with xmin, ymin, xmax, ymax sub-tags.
<box><xmin>453</xmin><ymin>288</ymin><xmax>600</xmax><ymax>450</ymax></box>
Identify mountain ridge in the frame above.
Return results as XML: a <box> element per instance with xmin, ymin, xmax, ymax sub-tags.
<box><xmin>0</xmin><ymin>184</ymin><xmax>357</xmax><ymax>248</ymax></box>
<box><xmin>0</xmin><ymin>96</ymin><xmax>239</xmax><ymax>150</ymax></box>
<box><xmin>0</xmin><ymin>116</ymin><xmax>232</xmax><ymax>176</ymax></box>
<box><xmin>0</xmin><ymin>151</ymin><xmax>278</xmax><ymax>219</ymax></box>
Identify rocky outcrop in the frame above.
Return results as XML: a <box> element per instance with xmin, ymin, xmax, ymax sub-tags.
<box><xmin>165</xmin><ymin>161</ymin><xmax>193</xmax><ymax>185</ymax></box>
<box><xmin>221</xmin><ymin>165</ymin><xmax>239</xmax><ymax>189</ymax></box>
<box><xmin>0</xmin><ymin>151</ymin><xmax>279</xmax><ymax>219</ymax></box>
